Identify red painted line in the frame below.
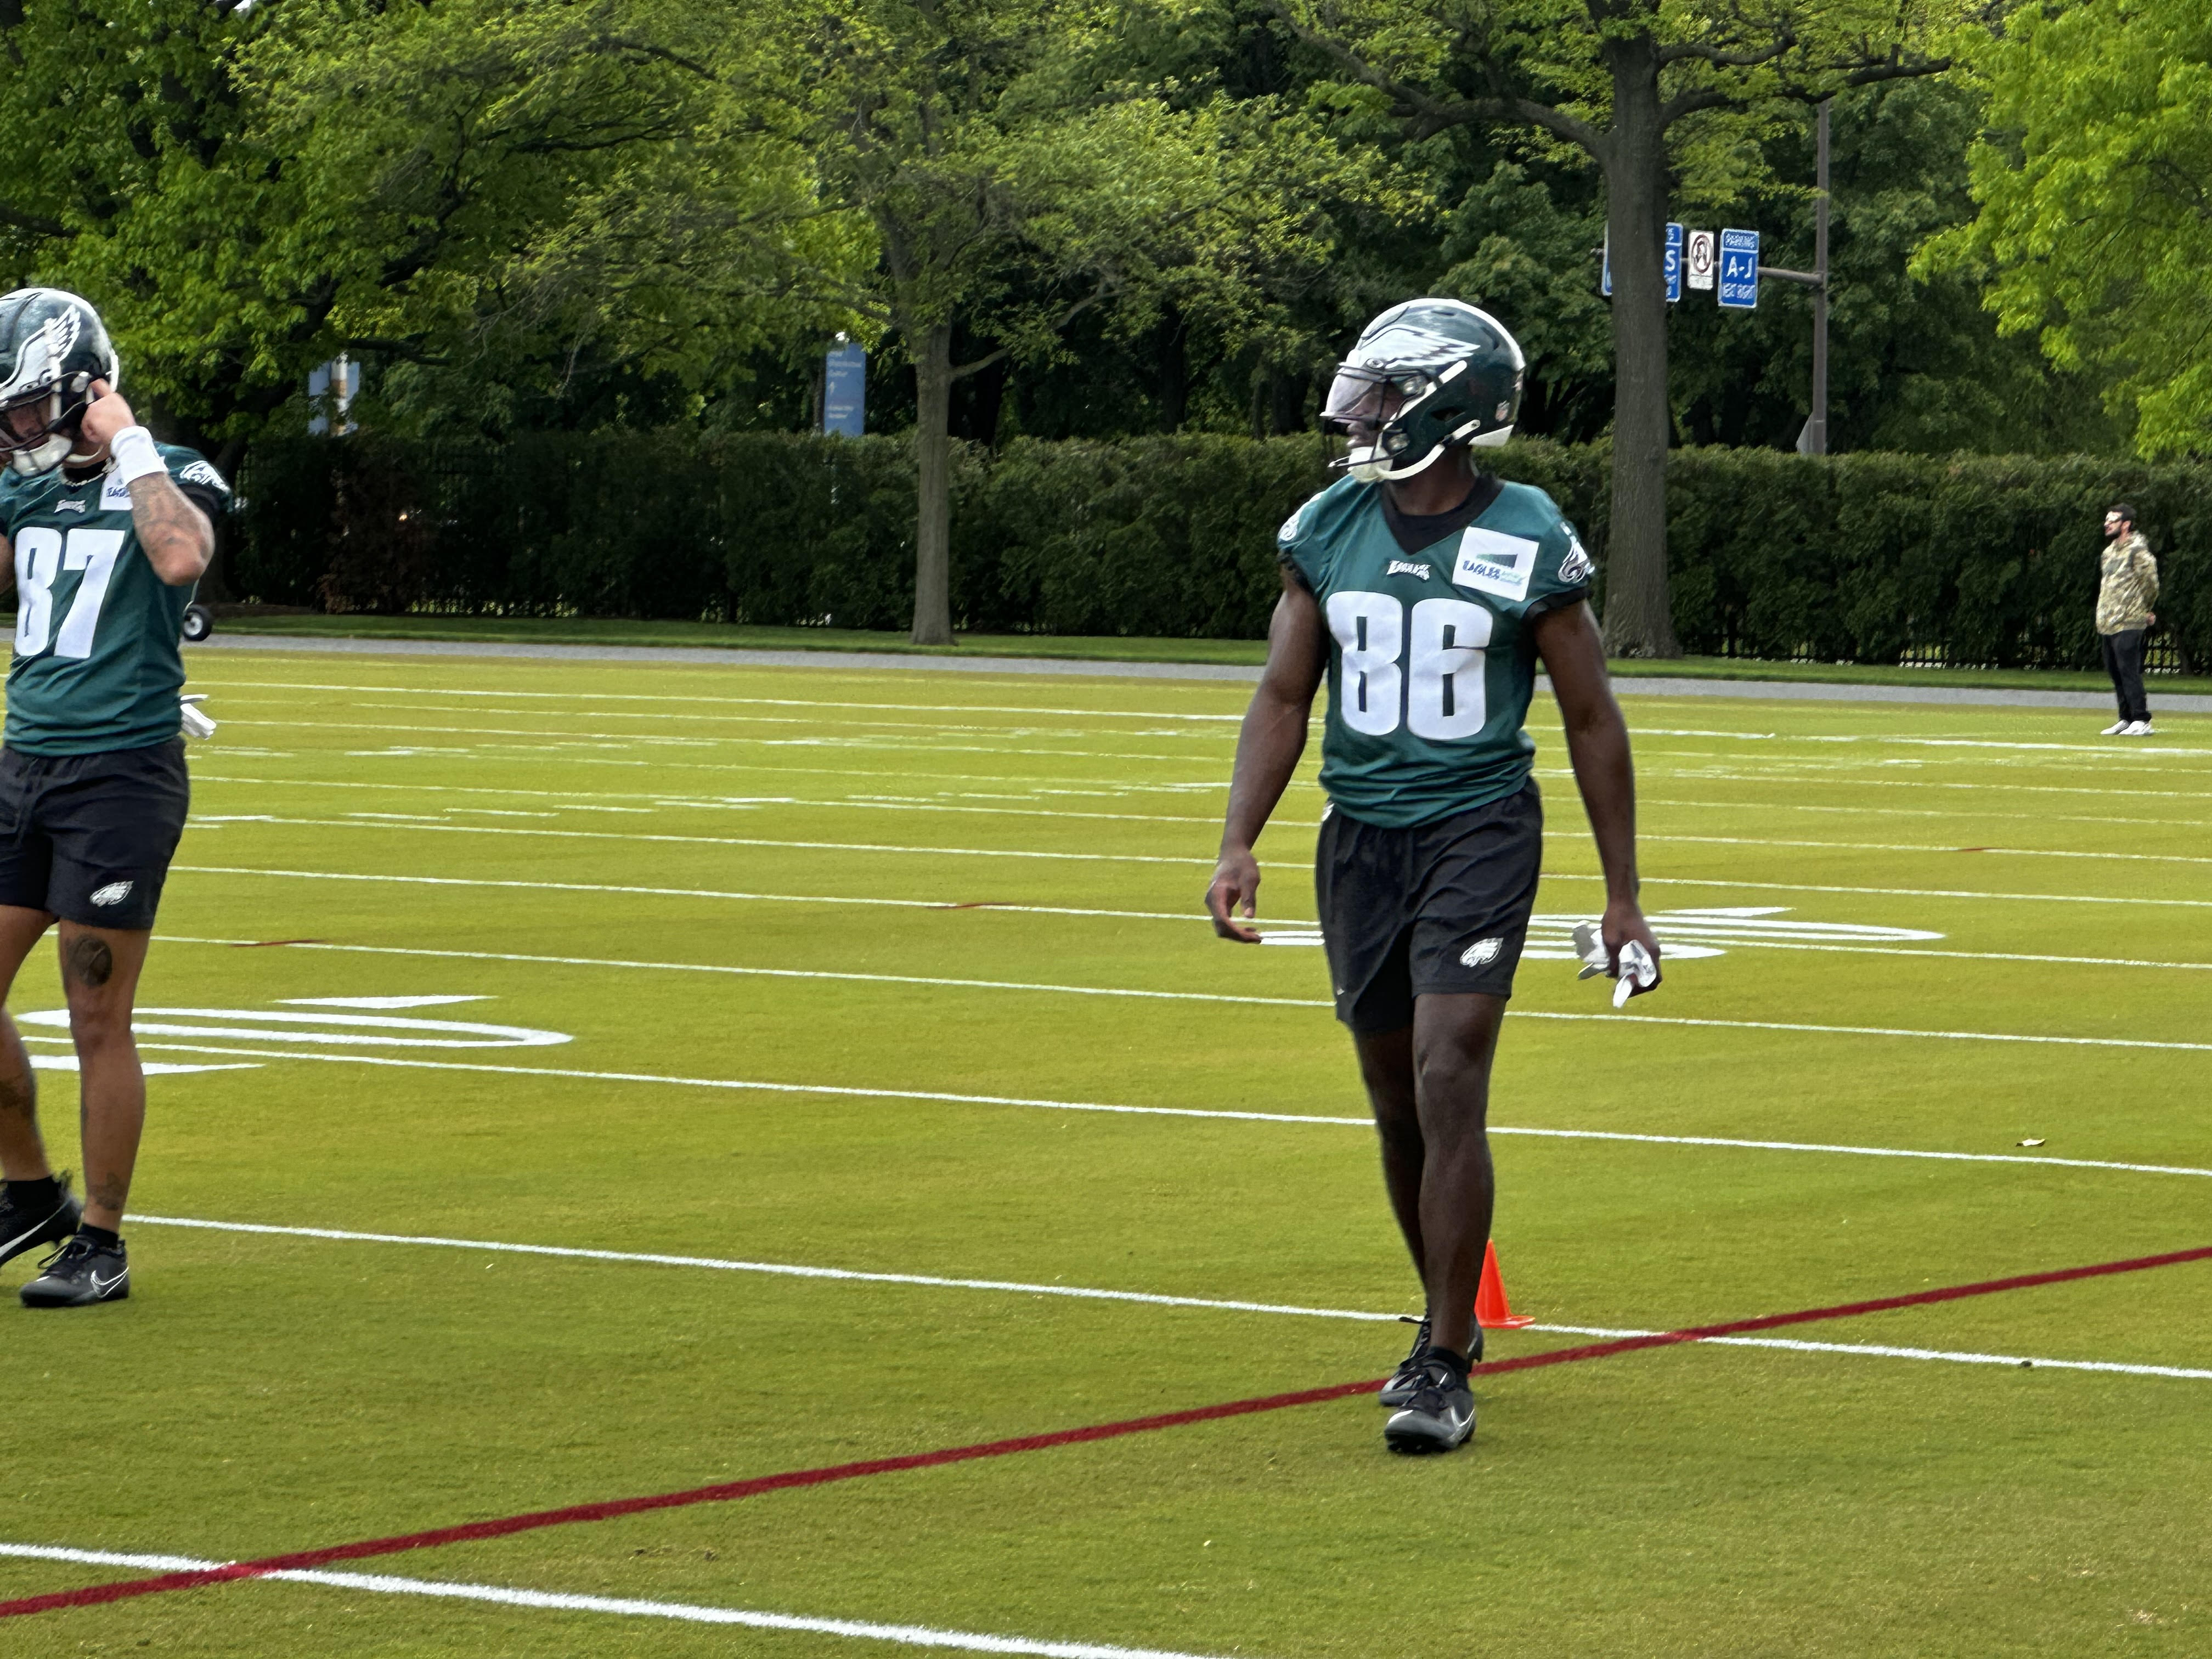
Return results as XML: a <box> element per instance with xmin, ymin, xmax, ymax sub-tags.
<box><xmin>4</xmin><ymin>1241</ymin><xmax>2205</xmax><ymax>1621</ymax></box>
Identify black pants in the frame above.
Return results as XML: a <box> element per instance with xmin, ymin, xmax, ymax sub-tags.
<box><xmin>2102</xmin><ymin>629</ymin><xmax>2149</xmax><ymax>724</ymax></box>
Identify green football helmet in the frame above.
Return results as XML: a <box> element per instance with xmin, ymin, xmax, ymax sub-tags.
<box><xmin>0</xmin><ymin>287</ymin><xmax>121</xmax><ymax>478</ymax></box>
<box><xmin>1321</xmin><ymin>298</ymin><xmax>1525</xmax><ymax>483</ymax></box>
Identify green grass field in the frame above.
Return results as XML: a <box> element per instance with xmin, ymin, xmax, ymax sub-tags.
<box><xmin>0</xmin><ymin>647</ymin><xmax>2206</xmax><ymax>1655</ymax></box>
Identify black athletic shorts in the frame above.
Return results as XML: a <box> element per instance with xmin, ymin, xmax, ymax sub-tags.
<box><xmin>0</xmin><ymin>740</ymin><xmax>190</xmax><ymax>930</ymax></box>
<box><xmin>1313</xmin><ymin>782</ymin><xmax>1543</xmax><ymax>1034</ymax></box>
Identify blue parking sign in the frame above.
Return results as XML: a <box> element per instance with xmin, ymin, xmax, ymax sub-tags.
<box><xmin>1718</xmin><ymin>228</ymin><xmax>1759</xmax><ymax>309</ymax></box>
<box><xmin>1665</xmin><ymin>223</ymin><xmax>1683</xmax><ymax>304</ymax></box>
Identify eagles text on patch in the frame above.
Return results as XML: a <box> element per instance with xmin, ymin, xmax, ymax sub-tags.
<box><xmin>1453</xmin><ymin>528</ymin><xmax>1539</xmax><ymax>603</ymax></box>
<box><xmin>1386</xmin><ymin>559</ymin><xmax>1431</xmax><ymax>580</ymax></box>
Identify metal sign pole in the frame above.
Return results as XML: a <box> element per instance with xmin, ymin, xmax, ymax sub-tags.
<box><xmin>1809</xmin><ymin>99</ymin><xmax>1831</xmax><ymax>456</ymax></box>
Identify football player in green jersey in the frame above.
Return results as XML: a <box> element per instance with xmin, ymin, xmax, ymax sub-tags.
<box><xmin>1206</xmin><ymin>298</ymin><xmax>1660</xmax><ymax>1454</ymax></box>
<box><xmin>0</xmin><ymin>289</ymin><xmax>226</xmax><ymax>1308</ymax></box>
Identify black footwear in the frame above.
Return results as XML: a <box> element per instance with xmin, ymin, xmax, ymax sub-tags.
<box><xmin>0</xmin><ymin>1175</ymin><xmax>80</xmax><ymax>1268</ymax></box>
<box><xmin>1379</xmin><ymin>1316</ymin><xmax>1430</xmax><ymax>1407</ymax></box>
<box><xmin>1384</xmin><ymin>1356</ymin><xmax>1475</xmax><ymax>1454</ymax></box>
<box><xmin>20</xmin><ymin>1232</ymin><xmax>128</xmax><ymax>1308</ymax></box>
<box><xmin>1379</xmin><ymin>1316</ymin><xmax>1482</xmax><ymax>1408</ymax></box>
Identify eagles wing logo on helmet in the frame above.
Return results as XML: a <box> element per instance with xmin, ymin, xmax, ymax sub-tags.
<box><xmin>1320</xmin><ymin>298</ymin><xmax>1526</xmax><ymax>485</ymax></box>
<box><xmin>0</xmin><ymin>289</ymin><xmax>121</xmax><ymax>479</ymax></box>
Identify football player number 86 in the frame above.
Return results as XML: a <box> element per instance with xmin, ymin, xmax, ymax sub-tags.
<box><xmin>1324</xmin><ymin>591</ymin><xmax>1491</xmax><ymax>740</ymax></box>
<box><xmin>14</xmin><ymin>526</ymin><xmax>126</xmax><ymax>659</ymax></box>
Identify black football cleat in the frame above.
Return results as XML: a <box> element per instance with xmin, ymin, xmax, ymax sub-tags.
<box><xmin>20</xmin><ymin>1232</ymin><xmax>129</xmax><ymax>1308</ymax></box>
<box><xmin>1379</xmin><ymin>1315</ymin><xmax>1430</xmax><ymax>1407</ymax></box>
<box><xmin>1379</xmin><ymin>1316</ymin><xmax>1481</xmax><ymax>1408</ymax></box>
<box><xmin>1383</xmin><ymin>1356</ymin><xmax>1475</xmax><ymax>1454</ymax></box>
<box><xmin>0</xmin><ymin>1176</ymin><xmax>81</xmax><ymax>1269</ymax></box>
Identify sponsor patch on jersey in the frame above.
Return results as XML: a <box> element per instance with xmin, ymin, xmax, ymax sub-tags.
<box><xmin>1385</xmin><ymin>558</ymin><xmax>1431</xmax><ymax>580</ymax></box>
<box><xmin>1459</xmin><ymin>937</ymin><xmax>1503</xmax><ymax>967</ymax></box>
<box><xmin>89</xmin><ymin>880</ymin><xmax>134</xmax><ymax>908</ymax></box>
<box><xmin>1452</xmin><ymin>527</ymin><xmax>1539</xmax><ymax>603</ymax></box>
<box><xmin>177</xmin><ymin>459</ymin><xmax>230</xmax><ymax>494</ymax></box>
<box><xmin>101</xmin><ymin>473</ymin><xmax>132</xmax><ymax>511</ymax></box>
<box><xmin>1558</xmin><ymin>534</ymin><xmax>1594</xmax><ymax>586</ymax></box>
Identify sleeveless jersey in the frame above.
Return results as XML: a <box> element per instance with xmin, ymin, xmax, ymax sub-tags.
<box><xmin>1</xmin><ymin>443</ymin><xmax>228</xmax><ymax>755</ymax></box>
<box><xmin>1279</xmin><ymin>474</ymin><xmax>1594</xmax><ymax>828</ymax></box>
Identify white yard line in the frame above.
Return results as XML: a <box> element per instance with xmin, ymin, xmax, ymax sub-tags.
<box><xmin>1532</xmin><ymin>1325</ymin><xmax>2212</xmax><ymax>1381</ymax></box>
<box><xmin>231</xmin><ymin>718</ymin><xmax>1210</xmax><ymax>767</ymax></box>
<box><xmin>185</xmin><ymin>817</ymin><xmax>1214</xmax><ymax>866</ymax></box>
<box><xmin>1644</xmin><ymin>833</ymin><xmax>2212</xmax><ymax>868</ymax></box>
<box><xmin>174</xmin><ymin>866</ymin><xmax>1262</xmax><ymax>926</ymax></box>
<box><xmin>0</xmin><ymin>1544</ymin><xmax>1232</xmax><ymax>1657</ymax></box>
<box><xmin>100</xmin><ymin>1016</ymin><xmax>2212</xmax><ymax>1180</ymax></box>
<box><xmin>114</xmin><ymin>1218</ymin><xmax>2212</xmax><ymax>1383</ymax></box>
<box><xmin>158</xmin><ymin>934</ymin><xmax>2212</xmax><ymax>1049</ymax></box>
<box><xmin>127</xmin><ymin>1215</ymin><xmax>1403</xmax><ymax>1322</ymax></box>
<box><xmin>172</xmin><ymin>863</ymin><xmax>2212</xmax><ymax>973</ymax></box>
<box><xmin>1547</xmin><ymin>871</ymin><xmax>2212</xmax><ymax>911</ymax></box>
<box><xmin>192</xmin><ymin>678</ymin><xmax>1249</xmax><ymax>723</ymax></box>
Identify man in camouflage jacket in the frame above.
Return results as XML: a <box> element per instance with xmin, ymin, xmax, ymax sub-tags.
<box><xmin>2096</xmin><ymin>504</ymin><xmax>2158</xmax><ymax>736</ymax></box>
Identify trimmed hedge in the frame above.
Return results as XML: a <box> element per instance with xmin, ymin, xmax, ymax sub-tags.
<box><xmin>232</xmin><ymin>432</ymin><xmax>2204</xmax><ymax>670</ymax></box>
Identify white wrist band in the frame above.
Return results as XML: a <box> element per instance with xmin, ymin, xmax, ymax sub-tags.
<box><xmin>110</xmin><ymin>425</ymin><xmax>163</xmax><ymax>485</ymax></box>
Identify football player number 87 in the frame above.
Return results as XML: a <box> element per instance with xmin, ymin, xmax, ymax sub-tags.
<box><xmin>1325</xmin><ymin>590</ymin><xmax>1491</xmax><ymax>740</ymax></box>
<box><xmin>14</xmin><ymin>527</ymin><xmax>126</xmax><ymax>659</ymax></box>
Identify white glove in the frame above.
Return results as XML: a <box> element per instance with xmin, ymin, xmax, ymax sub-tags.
<box><xmin>179</xmin><ymin>695</ymin><xmax>216</xmax><ymax>740</ymax></box>
<box><xmin>1573</xmin><ymin>922</ymin><xmax>1658</xmax><ymax>1008</ymax></box>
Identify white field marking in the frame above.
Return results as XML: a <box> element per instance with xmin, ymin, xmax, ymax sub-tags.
<box><xmin>283</xmin><ymin>995</ymin><xmax>490</xmax><ymax>1009</ymax></box>
<box><xmin>26</xmin><ymin>1054</ymin><xmax>258</xmax><ymax>1076</ymax></box>
<box><xmin>14</xmin><ymin>1007</ymin><xmax>570</xmax><ymax>1050</ymax></box>
<box><xmin>100</xmin><ymin>1025</ymin><xmax>2212</xmax><ymax>1181</ymax></box>
<box><xmin>194</xmin><ymin>771</ymin><xmax>1237</xmax><ymax>813</ymax></box>
<box><xmin>196</xmin><ymin>771</ymin><xmax>1254</xmax><ymax>828</ymax></box>
<box><xmin>128</xmin><ymin>1215</ymin><xmax>1404</xmax><ymax>1322</ymax></box>
<box><xmin>1639</xmin><ymin>768</ymin><xmax>2212</xmax><ymax>804</ymax></box>
<box><xmin>153</xmin><ymin>934</ymin><xmax>2212</xmax><ymax>1049</ymax></box>
<box><xmin>335</xmin><ymin>700</ymin><xmax>1232</xmax><ymax>743</ymax></box>
<box><xmin>0</xmin><ymin>1544</ymin><xmax>1236</xmax><ymax>1658</ymax></box>
<box><xmin>1645</xmin><ymin>832</ymin><xmax>2212</xmax><ymax>868</ymax></box>
<box><xmin>187</xmin><ymin>814</ymin><xmax>2212</xmax><ymax>905</ymax></box>
<box><xmin>194</xmin><ymin>677</ymin><xmax>1249</xmax><ymax>722</ymax></box>
<box><xmin>108</xmin><ymin>1223</ymin><xmax>2212</xmax><ymax>1384</ymax></box>
<box><xmin>231</xmin><ymin>719</ymin><xmax>1215</xmax><ymax>767</ymax></box>
<box><xmin>1543</xmin><ymin>870</ymin><xmax>2212</xmax><ymax>911</ymax></box>
<box><xmin>185</xmin><ymin>816</ymin><xmax>1216</xmax><ymax>866</ymax></box>
<box><xmin>1645</xmin><ymin>795</ymin><xmax>2208</xmax><ymax>833</ymax></box>
<box><xmin>173</xmin><ymin>866</ymin><xmax>1275</xmax><ymax>926</ymax></box>
<box><xmin>1528</xmin><ymin>1326</ymin><xmax>2212</xmax><ymax>1381</ymax></box>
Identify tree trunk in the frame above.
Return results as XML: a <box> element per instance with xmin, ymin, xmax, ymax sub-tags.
<box><xmin>1596</xmin><ymin>41</ymin><xmax>1681</xmax><ymax>658</ymax></box>
<box><xmin>910</xmin><ymin>320</ymin><xmax>955</xmax><ymax>645</ymax></box>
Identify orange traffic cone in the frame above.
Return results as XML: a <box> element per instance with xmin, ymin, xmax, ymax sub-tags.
<box><xmin>1475</xmin><ymin>1239</ymin><xmax>1534</xmax><ymax>1329</ymax></box>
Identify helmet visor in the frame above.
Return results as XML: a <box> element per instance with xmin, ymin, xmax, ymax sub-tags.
<box><xmin>0</xmin><ymin>388</ymin><xmax>55</xmax><ymax>454</ymax></box>
<box><xmin>1321</xmin><ymin>365</ymin><xmax>1420</xmax><ymax>437</ymax></box>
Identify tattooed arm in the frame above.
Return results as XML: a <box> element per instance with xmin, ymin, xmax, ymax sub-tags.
<box><xmin>77</xmin><ymin>379</ymin><xmax>213</xmax><ymax>586</ymax></box>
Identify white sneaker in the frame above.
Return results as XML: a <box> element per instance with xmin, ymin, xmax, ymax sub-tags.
<box><xmin>2123</xmin><ymin>720</ymin><xmax>2154</xmax><ymax>736</ymax></box>
<box><xmin>2101</xmin><ymin>721</ymin><xmax>2129</xmax><ymax>735</ymax></box>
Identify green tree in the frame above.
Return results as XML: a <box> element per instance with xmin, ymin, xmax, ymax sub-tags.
<box><xmin>1278</xmin><ymin>0</ymin><xmax>1963</xmax><ymax>655</ymax></box>
<box><xmin>1928</xmin><ymin>0</ymin><xmax>2212</xmax><ymax>458</ymax></box>
<box><xmin>725</xmin><ymin>0</ymin><xmax>1393</xmax><ymax>642</ymax></box>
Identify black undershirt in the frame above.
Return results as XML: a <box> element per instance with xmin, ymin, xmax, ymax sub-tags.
<box><xmin>1379</xmin><ymin>471</ymin><xmax>1503</xmax><ymax>556</ymax></box>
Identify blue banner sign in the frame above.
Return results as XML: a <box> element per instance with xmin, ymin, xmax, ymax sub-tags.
<box><xmin>1665</xmin><ymin>223</ymin><xmax>1683</xmax><ymax>303</ymax></box>
<box><xmin>823</xmin><ymin>342</ymin><xmax>866</xmax><ymax>437</ymax></box>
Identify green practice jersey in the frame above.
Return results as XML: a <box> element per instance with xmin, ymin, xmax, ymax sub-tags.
<box><xmin>1279</xmin><ymin>473</ymin><xmax>1594</xmax><ymax>828</ymax></box>
<box><xmin>1</xmin><ymin>443</ymin><xmax>228</xmax><ymax>755</ymax></box>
